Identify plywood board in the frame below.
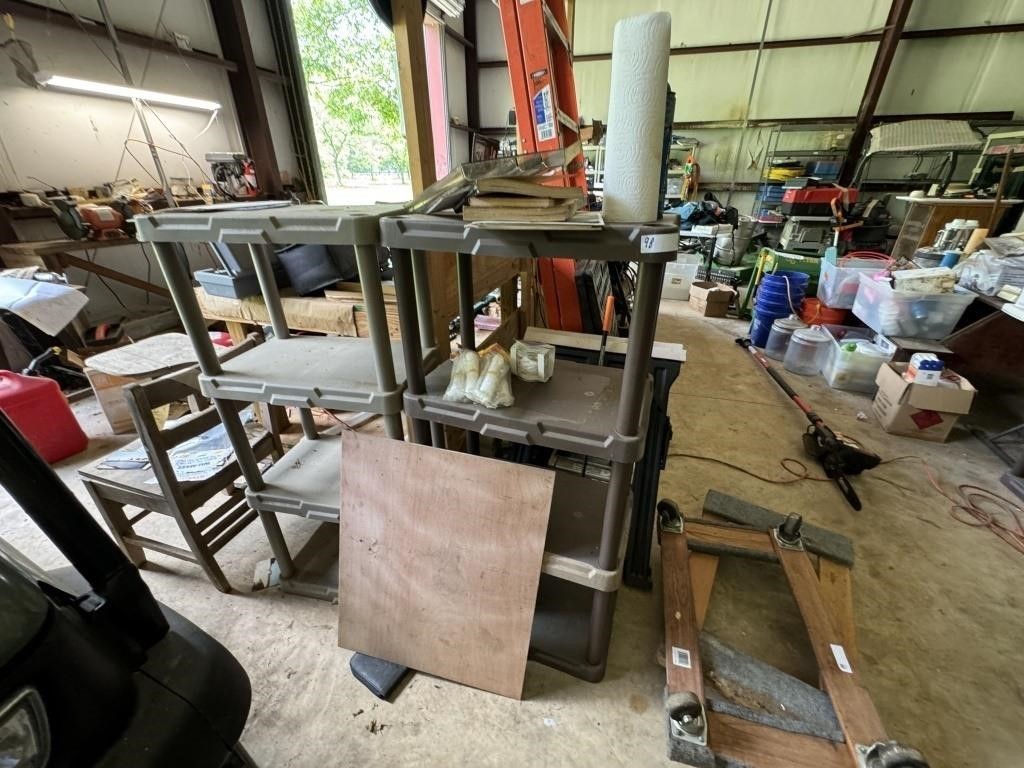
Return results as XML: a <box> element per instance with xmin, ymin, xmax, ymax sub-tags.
<box><xmin>338</xmin><ymin>431</ymin><xmax>555</xmax><ymax>699</ymax></box>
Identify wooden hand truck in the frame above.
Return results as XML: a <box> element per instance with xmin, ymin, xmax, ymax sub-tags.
<box><xmin>658</xmin><ymin>499</ymin><xmax>929</xmax><ymax>768</ymax></box>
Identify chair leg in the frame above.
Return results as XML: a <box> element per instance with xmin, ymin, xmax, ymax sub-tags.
<box><xmin>173</xmin><ymin>512</ymin><xmax>233</xmax><ymax>594</ymax></box>
<box><xmin>83</xmin><ymin>483</ymin><xmax>147</xmax><ymax>568</ymax></box>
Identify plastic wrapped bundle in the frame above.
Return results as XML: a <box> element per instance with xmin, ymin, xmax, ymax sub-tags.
<box><xmin>466</xmin><ymin>345</ymin><xmax>514</xmax><ymax>409</ymax></box>
<box><xmin>443</xmin><ymin>350</ymin><xmax>480</xmax><ymax>403</ymax></box>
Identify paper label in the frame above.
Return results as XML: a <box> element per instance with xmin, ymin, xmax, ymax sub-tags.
<box><xmin>533</xmin><ymin>85</ymin><xmax>556</xmax><ymax>143</ymax></box>
<box><xmin>830</xmin><ymin>643</ymin><xmax>853</xmax><ymax>674</ymax></box>
<box><xmin>671</xmin><ymin>647</ymin><xmax>692</xmax><ymax>669</ymax></box>
<box><xmin>641</xmin><ymin>232</ymin><xmax>678</xmax><ymax>253</ymax></box>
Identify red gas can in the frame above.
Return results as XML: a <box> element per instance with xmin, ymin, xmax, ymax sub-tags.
<box><xmin>0</xmin><ymin>372</ymin><xmax>88</xmax><ymax>463</ymax></box>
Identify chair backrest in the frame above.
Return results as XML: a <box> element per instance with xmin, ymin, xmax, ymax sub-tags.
<box><xmin>122</xmin><ymin>334</ymin><xmax>261</xmax><ymax>502</ymax></box>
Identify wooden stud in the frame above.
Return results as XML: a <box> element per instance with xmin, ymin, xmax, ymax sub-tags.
<box><xmin>772</xmin><ymin>537</ymin><xmax>887</xmax><ymax>758</ymax></box>
<box><xmin>690</xmin><ymin>552</ymin><xmax>719</xmax><ymax>629</ymax></box>
<box><xmin>709</xmin><ymin>712</ymin><xmax>848</xmax><ymax>768</ymax></box>
<box><xmin>817</xmin><ymin>558</ymin><xmax>859</xmax><ymax>665</ymax></box>
<box><xmin>661</xmin><ymin>530</ymin><xmax>704</xmax><ymax>699</ymax></box>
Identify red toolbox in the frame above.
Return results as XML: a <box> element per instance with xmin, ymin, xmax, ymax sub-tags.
<box><xmin>0</xmin><ymin>372</ymin><xmax>88</xmax><ymax>463</ymax></box>
<box><xmin>781</xmin><ymin>186</ymin><xmax>858</xmax><ymax>216</ymax></box>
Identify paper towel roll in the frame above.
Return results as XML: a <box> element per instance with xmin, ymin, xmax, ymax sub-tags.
<box><xmin>601</xmin><ymin>12</ymin><xmax>671</xmax><ymax>224</ymax></box>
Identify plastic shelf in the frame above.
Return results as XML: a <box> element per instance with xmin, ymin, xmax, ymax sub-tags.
<box><xmin>246</xmin><ymin>435</ymin><xmax>341</xmax><ymax>521</ymax></box>
<box><xmin>380</xmin><ymin>213</ymin><xmax>680</xmax><ymax>263</ymax></box>
<box><xmin>250</xmin><ymin>448</ymin><xmax>624</xmax><ymax>591</ymax></box>
<box><xmin>200</xmin><ymin>336</ymin><xmax>407</xmax><ymax>413</ymax></box>
<box><xmin>543</xmin><ymin>472</ymin><xmax>627</xmax><ymax>592</ymax></box>
<box><xmin>404</xmin><ymin>359</ymin><xmax>651</xmax><ymax>463</ymax></box>
<box><xmin>134</xmin><ymin>203</ymin><xmax>403</xmax><ymax>245</ymax></box>
<box><xmin>530</xmin><ymin>575</ymin><xmax>610</xmax><ymax>682</ymax></box>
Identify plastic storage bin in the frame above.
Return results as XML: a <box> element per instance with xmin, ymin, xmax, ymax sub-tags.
<box><xmin>817</xmin><ymin>256</ymin><xmax>884</xmax><ymax>309</ymax></box>
<box><xmin>819</xmin><ymin>325</ymin><xmax>896</xmax><ymax>393</ymax></box>
<box><xmin>663</xmin><ymin>258</ymin><xmax>700</xmax><ymax>301</ymax></box>
<box><xmin>783</xmin><ymin>326</ymin><xmax>830</xmax><ymax>376</ymax></box>
<box><xmin>852</xmin><ymin>273</ymin><xmax>975</xmax><ymax>340</ymax></box>
<box><xmin>0</xmin><ymin>372</ymin><xmax>87</xmax><ymax>463</ymax></box>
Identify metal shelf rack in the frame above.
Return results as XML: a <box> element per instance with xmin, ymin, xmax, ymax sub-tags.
<box><xmin>135</xmin><ymin>203</ymin><xmax>423</xmax><ymax>598</ymax></box>
<box><xmin>380</xmin><ymin>212</ymin><xmax>678</xmax><ymax>682</ymax></box>
<box><xmin>752</xmin><ymin>124</ymin><xmax>851</xmax><ymax>222</ymax></box>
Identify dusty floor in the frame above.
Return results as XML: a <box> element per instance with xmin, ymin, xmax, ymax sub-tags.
<box><xmin>2</xmin><ymin>299</ymin><xmax>1022</xmax><ymax>768</ymax></box>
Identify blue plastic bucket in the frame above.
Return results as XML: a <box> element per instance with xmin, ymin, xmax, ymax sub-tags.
<box><xmin>762</xmin><ymin>270</ymin><xmax>810</xmax><ymax>289</ymax></box>
<box><xmin>749</xmin><ymin>308</ymin><xmax>791</xmax><ymax>347</ymax></box>
<box><xmin>756</xmin><ymin>270</ymin><xmax>809</xmax><ymax>317</ymax></box>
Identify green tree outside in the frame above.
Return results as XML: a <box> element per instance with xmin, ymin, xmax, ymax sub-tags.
<box><xmin>291</xmin><ymin>0</ymin><xmax>409</xmax><ymax>187</ymax></box>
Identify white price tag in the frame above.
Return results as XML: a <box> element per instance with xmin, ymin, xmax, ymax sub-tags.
<box><xmin>830</xmin><ymin>643</ymin><xmax>853</xmax><ymax>674</ymax></box>
<box><xmin>671</xmin><ymin>646</ymin><xmax>692</xmax><ymax>669</ymax></box>
<box><xmin>640</xmin><ymin>232</ymin><xmax>678</xmax><ymax>254</ymax></box>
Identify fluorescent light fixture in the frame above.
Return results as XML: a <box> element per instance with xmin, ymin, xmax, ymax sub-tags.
<box><xmin>34</xmin><ymin>71</ymin><xmax>220</xmax><ymax>112</ymax></box>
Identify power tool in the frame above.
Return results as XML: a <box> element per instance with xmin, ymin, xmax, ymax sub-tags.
<box><xmin>736</xmin><ymin>337</ymin><xmax>881</xmax><ymax>510</ymax></box>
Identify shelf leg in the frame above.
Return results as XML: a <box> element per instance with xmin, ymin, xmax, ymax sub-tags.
<box><xmin>249</xmin><ymin>244</ymin><xmax>318</xmax><ymax>441</ymax></box>
<box><xmin>411</xmin><ymin>249</ymin><xmax>438</xmax><ymax>354</ymax></box>
<box><xmin>410</xmin><ymin>249</ymin><xmax>446</xmax><ymax>448</ymax></box>
<box><xmin>588</xmin><ymin>589</ymin><xmax>618</xmax><ymax>667</ymax></box>
<box><xmin>391</xmin><ymin>248</ymin><xmax>431</xmax><ymax>445</ymax></box>
<box><xmin>150</xmin><ymin>242</ymin><xmax>295</xmax><ymax>578</ymax></box>
<box><xmin>588</xmin><ymin>260</ymin><xmax>667</xmax><ymax>663</ymax></box>
<box><xmin>457</xmin><ymin>252</ymin><xmax>480</xmax><ymax>455</ymax></box>
<box><xmin>354</xmin><ymin>244</ymin><xmax>404</xmax><ymax>441</ymax></box>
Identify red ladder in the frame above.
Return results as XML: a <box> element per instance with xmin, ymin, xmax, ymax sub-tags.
<box><xmin>498</xmin><ymin>0</ymin><xmax>586</xmax><ymax>331</ymax></box>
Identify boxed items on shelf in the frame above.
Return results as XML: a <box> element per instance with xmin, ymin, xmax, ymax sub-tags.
<box><xmin>891</xmin><ymin>266</ymin><xmax>957</xmax><ymax>294</ymax></box>
<box><xmin>816</xmin><ymin>248</ymin><xmax>887</xmax><ymax>309</ymax></box>
<box><xmin>872</xmin><ymin>363</ymin><xmax>976</xmax><ymax>442</ymax></box>
<box><xmin>688</xmin><ymin>281</ymin><xmax>735</xmax><ymax>317</ymax></box>
<box><xmin>852</xmin><ymin>273</ymin><xmax>974</xmax><ymax>340</ymax></box>
<box><xmin>819</xmin><ymin>325</ymin><xmax>896</xmax><ymax>393</ymax></box>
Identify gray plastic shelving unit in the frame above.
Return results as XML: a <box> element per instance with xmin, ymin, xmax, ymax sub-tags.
<box><xmin>381</xmin><ymin>213</ymin><xmax>676</xmax><ymax>682</ymax></box>
<box><xmin>200</xmin><ymin>337</ymin><xmax>408</xmax><ymax>412</ymax></box>
<box><xmin>245</xmin><ymin>434</ymin><xmax>342</xmax><ymax>522</ymax></box>
<box><xmin>135</xmin><ymin>203</ymin><xmax>429</xmax><ymax>598</ymax></box>
<box><xmin>406</xmin><ymin>359</ymin><xmax>651</xmax><ymax>462</ymax></box>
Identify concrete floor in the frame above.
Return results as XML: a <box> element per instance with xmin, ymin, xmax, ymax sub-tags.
<box><xmin>2</xmin><ymin>299</ymin><xmax>1022</xmax><ymax>768</ymax></box>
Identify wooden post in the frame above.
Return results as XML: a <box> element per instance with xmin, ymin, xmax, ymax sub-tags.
<box><xmin>210</xmin><ymin>0</ymin><xmax>282</xmax><ymax>196</ymax></box>
<box><xmin>392</xmin><ymin>0</ymin><xmax>438</xmax><ymax>194</ymax></box>
<box><xmin>392</xmin><ymin>0</ymin><xmax>453</xmax><ymax>350</ymax></box>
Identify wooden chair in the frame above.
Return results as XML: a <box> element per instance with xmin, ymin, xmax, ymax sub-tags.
<box><xmin>79</xmin><ymin>336</ymin><xmax>281</xmax><ymax>593</ymax></box>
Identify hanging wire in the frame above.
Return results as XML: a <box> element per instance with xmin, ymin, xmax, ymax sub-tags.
<box><xmin>111</xmin><ymin>0</ymin><xmax>170</xmax><ymax>184</ymax></box>
<box><xmin>56</xmin><ymin>0</ymin><xmax>122</xmax><ymax>76</ymax></box>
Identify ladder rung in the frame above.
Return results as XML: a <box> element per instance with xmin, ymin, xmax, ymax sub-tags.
<box><xmin>542</xmin><ymin>2</ymin><xmax>571</xmax><ymax>53</ymax></box>
<box><xmin>557</xmin><ymin>110</ymin><xmax>579</xmax><ymax>133</ymax></box>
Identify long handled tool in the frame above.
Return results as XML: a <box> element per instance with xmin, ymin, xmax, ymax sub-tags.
<box><xmin>736</xmin><ymin>338</ymin><xmax>880</xmax><ymax>510</ymax></box>
<box><xmin>597</xmin><ymin>294</ymin><xmax>616</xmax><ymax>366</ymax></box>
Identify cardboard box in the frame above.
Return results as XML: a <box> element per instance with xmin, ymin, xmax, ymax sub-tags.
<box><xmin>688</xmin><ymin>281</ymin><xmax>735</xmax><ymax>317</ymax></box>
<box><xmin>872</xmin><ymin>363</ymin><xmax>976</xmax><ymax>442</ymax></box>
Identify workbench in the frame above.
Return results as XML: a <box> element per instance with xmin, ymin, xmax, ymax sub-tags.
<box><xmin>890</xmin><ymin>196</ymin><xmax>1022</xmax><ymax>262</ymax></box>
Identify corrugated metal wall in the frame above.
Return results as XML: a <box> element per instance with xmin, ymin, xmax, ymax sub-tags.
<box><xmin>475</xmin><ymin>0</ymin><xmax>1024</xmax><ymax>207</ymax></box>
